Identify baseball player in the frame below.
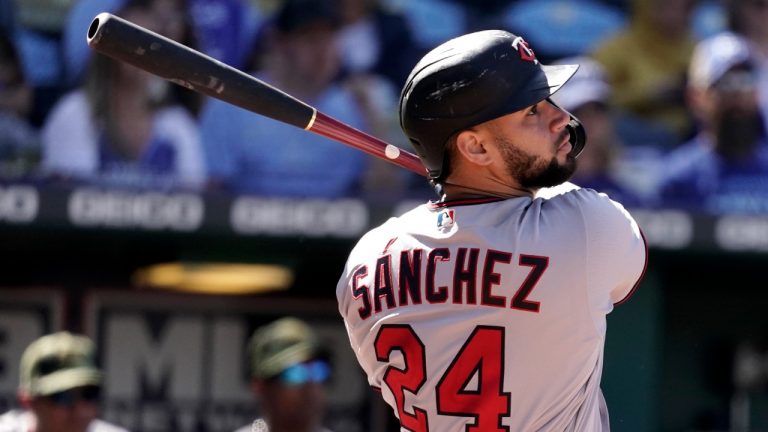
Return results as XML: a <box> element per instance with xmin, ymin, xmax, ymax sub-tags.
<box><xmin>336</xmin><ymin>30</ymin><xmax>647</xmax><ymax>431</ymax></box>
<box><xmin>0</xmin><ymin>332</ymin><xmax>129</xmax><ymax>432</ymax></box>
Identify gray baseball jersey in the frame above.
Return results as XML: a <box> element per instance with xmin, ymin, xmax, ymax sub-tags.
<box><xmin>336</xmin><ymin>184</ymin><xmax>647</xmax><ymax>431</ymax></box>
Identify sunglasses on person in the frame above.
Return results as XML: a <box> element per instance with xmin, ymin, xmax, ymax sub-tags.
<box><xmin>44</xmin><ymin>386</ymin><xmax>101</xmax><ymax>407</ymax></box>
<box><xmin>274</xmin><ymin>360</ymin><xmax>331</xmax><ymax>386</ymax></box>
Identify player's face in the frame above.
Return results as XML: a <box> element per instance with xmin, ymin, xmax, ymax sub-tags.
<box><xmin>488</xmin><ymin>99</ymin><xmax>577</xmax><ymax>188</ymax></box>
<box><xmin>29</xmin><ymin>388</ymin><xmax>100</xmax><ymax>432</ymax></box>
<box><xmin>256</xmin><ymin>380</ymin><xmax>327</xmax><ymax>430</ymax></box>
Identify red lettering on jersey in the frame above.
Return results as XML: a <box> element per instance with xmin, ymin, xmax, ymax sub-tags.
<box><xmin>511</xmin><ymin>255</ymin><xmax>547</xmax><ymax>313</ymax></box>
<box><xmin>376</xmin><ymin>325</ymin><xmax>511</xmax><ymax>432</ymax></box>
<box><xmin>349</xmin><ymin>248</ymin><xmax>549</xmax><ymax>318</ymax></box>
<box><xmin>399</xmin><ymin>249</ymin><xmax>423</xmax><ymax>306</ymax></box>
<box><xmin>352</xmin><ymin>266</ymin><xmax>371</xmax><ymax>319</ymax></box>
<box><xmin>482</xmin><ymin>250</ymin><xmax>512</xmax><ymax>307</ymax></box>
<box><xmin>374</xmin><ymin>255</ymin><xmax>396</xmax><ymax>313</ymax></box>
<box><xmin>426</xmin><ymin>248</ymin><xmax>450</xmax><ymax>303</ymax></box>
<box><xmin>382</xmin><ymin>237</ymin><xmax>398</xmax><ymax>254</ymax></box>
<box><xmin>374</xmin><ymin>325</ymin><xmax>430</xmax><ymax>431</ymax></box>
<box><xmin>453</xmin><ymin>247</ymin><xmax>479</xmax><ymax>304</ymax></box>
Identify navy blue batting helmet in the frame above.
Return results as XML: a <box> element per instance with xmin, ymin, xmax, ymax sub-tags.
<box><xmin>399</xmin><ymin>30</ymin><xmax>586</xmax><ymax>180</ymax></box>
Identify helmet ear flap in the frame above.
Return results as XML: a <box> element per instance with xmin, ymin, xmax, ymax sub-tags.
<box><xmin>567</xmin><ymin>116</ymin><xmax>586</xmax><ymax>158</ymax></box>
<box><xmin>545</xmin><ymin>98</ymin><xmax>586</xmax><ymax>158</ymax></box>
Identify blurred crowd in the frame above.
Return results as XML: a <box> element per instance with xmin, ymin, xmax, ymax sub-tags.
<box><xmin>2</xmin><ymin>0</ymin><xmax>768</xmax><ymax>214</ymax></box>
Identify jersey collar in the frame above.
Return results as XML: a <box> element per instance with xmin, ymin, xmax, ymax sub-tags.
<box><xmin>429</xmin><ymin>197</ymin><xmax>508</xmax><ymax>209</ymax></box>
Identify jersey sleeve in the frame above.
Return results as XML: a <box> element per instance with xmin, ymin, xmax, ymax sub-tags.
<box><xmin>577</xmin><ymin>190</ymin><xmax>647</xmax><ymax>306</ymax></box>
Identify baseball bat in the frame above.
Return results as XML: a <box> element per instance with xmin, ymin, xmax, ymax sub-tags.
<box><xmin>86</xmin><ymin>12</ymin><xmax>426</xmax><ymax>176</ymax></box>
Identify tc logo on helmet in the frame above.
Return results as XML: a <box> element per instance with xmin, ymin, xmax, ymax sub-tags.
<box><xmin>511</xmin><ymin>37</ymin><xmax>538</xmax><ymax>64</ymax></box>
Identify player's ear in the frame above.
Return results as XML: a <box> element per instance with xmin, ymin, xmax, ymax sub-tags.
<box><xmin>455</xmin><ymin>130</ymin><xmax>493</xmax><ymax>167</ymax></box>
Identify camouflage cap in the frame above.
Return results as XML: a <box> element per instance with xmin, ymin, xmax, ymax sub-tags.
<box><xmin>248</xmin><ymin>317</ymin><xmax>322</xmax><ymax>380</ymax></box>
<box><xmin>19</xmin><ymin>332</ymin><xmax>103</xmax><ymax>396</ymax></box>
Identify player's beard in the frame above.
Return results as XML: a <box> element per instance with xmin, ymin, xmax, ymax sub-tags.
<box><xmin>497</xmin><ymin>136</ymin><xmax>577</xmax><ymax>189</ymax></box>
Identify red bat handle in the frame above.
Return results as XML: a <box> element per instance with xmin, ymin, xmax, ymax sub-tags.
<box><xmin>309</xmin><ymin>113</ymin><xmax>425</xmax><ymax>176</ymax></box>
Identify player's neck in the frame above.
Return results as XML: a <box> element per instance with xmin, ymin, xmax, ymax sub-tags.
<box><xmin>441</xmin><ymin>181</ymin><xmax>535</xmax><ymax>201</ymax></box>
<box><xmin>440</xmin><ymin>160</ymin><xmax>537</xmax><ymax>201</ymax></box>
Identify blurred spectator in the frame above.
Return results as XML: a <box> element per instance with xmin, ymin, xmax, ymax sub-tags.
<box><xmin>15</xmin><ymin>0</ymin><xmax>74</xmax><ymax>35</ymax></box>
<box><xmin>186</xmin><ymin>0</ymin><xmax>262</xmax><ymax>69</ymax></box>
<box><xmin>11</xmin><ymin>0</ymin><xmax>74</xmax><ymax>127</ymax></box>
<box><xmin>691</xmin><ymin>0</ymin><xmax>727</xmax><ymax>40</ymax></box>
<box><xmin>0</xmin><ymin>30</ymin><xmax>40</xmax><ymax>179</ymax></box>
<box><xmin>658</xmin><ymin>32</ymin><xmax>768</xmax><ymax>213</ymax></box>
<box><xmin>336</xmin><ymin>0</ymin><xmax>421</xmax><ymax>89</ymax></box>
<box><xmin>11</xmin><ymin>0</ymin><xmax>73</xmax><ymax>83</ymax></box>
<box><xmin>336</xmin><ymin>0</ymin><xmax>419</xmax><ymax>202</ymax></box>
<box><xmin>0</xmin><ymin>331</ymin><xmax>128</xmax><ymax>432</ymax></box>
<box><xmin>62</xmin><ymin>0</ymin><xmax>125</xmax><ymax>86</ymax></box>
<box><xmin>248</xmin><ymin>0</ymin><xmax>282</xmax><ymax>15</ymax></box>
<box><xmin>201</xmin><ymin>0</ymin><xmax>393</xmax><ymax>198</ymax></box>
<box><xmin>591</xmin><ymin>0</ymin><xmax>698</xmax><ymax>147</ymax></box>
<box><xmin>344</xmin><ymin>70</ymin><xmax>414</xmax><ymax>204</ymax></box>
<box><xmin>454</xmin><ymin>0</ymin><xmax>520</xmax><ymax>31</ymax></box>
<box><xmin>64</xmin><ymin>0</ymin><xmax>260</xmax><ymax>86</ymax></box>
<box><xmin>726</xmin><ymin>0</ymin><xmax>768</xmax><ymax>56</ymax></box>
<box><xmin>550</xmin><ymin>56</ymin><xmax>644</xmax><ymax>207</ymax></box>
<box><xmin>378</xmin><ymin>0</ymin><xmax>466</xmax><ymax>50</ymax></box>
<box><xmin>0</xmin><ymin>2</ymin><xmax>13</xmax><ymax>35</ymax></box>
<box><xmin>500</xmin><ymin>0</ymin><xmax>626</xmax><ymax>63</ymax></box>
<box><xmin>147</xmin><ymin>0</ymin><xmax>209</xmax><ymax>117</ymax></box>
<box><xmin>724</xmin><ymin>0</ymin><xmax>768</xmax><ymax>132</ymax></box>
<box><xmin>41</xmin><ymin>0</ymin><xmax>206</xmax><ymax>191</ymax></box>
<box><xmin>235</xmin><ymin>317</ymin><xmax>334</xmax><ymax>432</ymax></box>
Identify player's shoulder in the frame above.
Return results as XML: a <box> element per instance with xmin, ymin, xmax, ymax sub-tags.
<box><xmin>349</xmin><ymin>202</ymin><xmax>430</xmax><ymax>252</ymax></box>
<box><xmin>537</xmin><ymin>182</ymin><xmax>635</xmax><ymax>222</ymax></box>
<box><xmin>537</xmin><ymin>182</ymin><xmax>612</xmax><ymax>206</ymax></box>
<box><xmin>534</xmin><ymin>181</ymin><xmax>582</xmax><ymax>200</ymax></box>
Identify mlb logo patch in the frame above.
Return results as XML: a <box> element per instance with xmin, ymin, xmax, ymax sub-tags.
<box><xmin>437</xmin><ymin>209</ymin><xmax>455</xmax><ymax>230</ymax></box>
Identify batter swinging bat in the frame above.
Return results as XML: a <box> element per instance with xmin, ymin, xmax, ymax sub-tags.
<box><xmin>86</xmin><ymin>12</ymin><xmax>426</xmax><ymax>176</ymax></box>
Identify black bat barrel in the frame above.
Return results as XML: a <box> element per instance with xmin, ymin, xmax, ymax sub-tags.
<box><xmin>87</xmin><ymin>12</ymin><xmax>316</xmax><ymax>129</ymax></box>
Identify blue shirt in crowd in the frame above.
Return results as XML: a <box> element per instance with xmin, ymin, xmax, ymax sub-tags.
<box><xmin>658</xmin><ymin>134</ymin><xmax>768</xmax><ymax>214</ymax></box>
<box><xmin>199</xmin><ymin>77</ymin><xmax>368</xmax><ymax>198</ymax></box>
